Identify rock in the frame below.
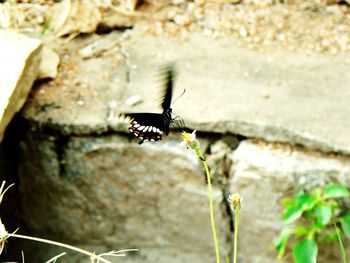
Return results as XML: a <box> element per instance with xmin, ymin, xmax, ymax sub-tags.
<box><xmin>22</xmin><ymin>31</ymin><xmax>350</xmax><ymax>155</ymax></box>
<box><xmin>37</xmin><ymin>46</ymin><xmax>60</xmax><ymax>79</ymax></box>
<box><xmin>78</xmin><ymin>32</ymin><xmax>120</xmax><ymax>59</ymax></box>
<box><xmin>99</xmin><ymin>9</ymin><xmax>139</xmax><ymax>29</ymax></box>
<box><xmin>215</xmin><ymin>0</ymin><xmax>243</xmax><ymax>3</ymax></box>
<box><xmin>17</xmin><ymin>132</ymin><xmax>229</xmax><ymax>262</ymax></box>
<box><xmin>229</xmin><ymin>140</ymin><xmax>350</xmax><ymax>263</ymax></box>
<box><xmin>48</xmin><ymin>0</ymin><xmax>101</xmax><ymax>36</ymax></box>
<box><xmin>206</xmin><ymin>139</ymin><xmax>235</xmax><ymax>186</ymax></box>
<box><xmin>0</xmin><ymin>30</ymin><xmax>42</xmax><ymax>143</ymax></box>
<box><xmin>115</xmin><ymin>0</ymin><xmax>139</xmax><ymax>11</ymax></box>
<box><xmin>172</xmin><ymin>0</ymin><xmax>186</xmax><ymax>4</ymax></box>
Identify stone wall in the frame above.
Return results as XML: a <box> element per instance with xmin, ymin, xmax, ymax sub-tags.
<box><xmin>13</xmin><ymin>130</ymin><xmax>230</xmax><ymax>262</ymax></box>
<box><xmin>6</xmin><ymin>125</ymin><xmax>350</xmax><ymax>262</ymax></box>
<box><xmin>230</xmin><ymin>140</ymin><xmax>350</xmax><ymax>262</ymax></box>
<box><xmin>1</xmin><ymin>28</ymin><xmax>350</xmax><ymax>262</ymax></box>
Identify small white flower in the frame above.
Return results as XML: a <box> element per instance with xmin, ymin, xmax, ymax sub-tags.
<box><xmin>180</xmin><ymin>130</ymin><xmax>199</xmax><ymax>148</ymax></box>
<box><xmin>227</xmin><ymin>193</ymin><xmax>243</xmax><ymax>210</ymax></box>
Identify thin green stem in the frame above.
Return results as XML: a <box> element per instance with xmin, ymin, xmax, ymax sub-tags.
<box><xmin>334</xmin><ymin>223</ymin><xmax>347</xmax><ymax>263</ymax></box>
<box><xmin>194</xmin><ymin>146</ymin><xmax>221</xmax><ymax>263</ymax></box>
<box><xmin>233</xmin><ymin>208</ymin><xmax>240</xmax><ymax>263</ymax></box>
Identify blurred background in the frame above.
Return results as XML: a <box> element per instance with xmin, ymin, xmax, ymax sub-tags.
<box><xmin>0</xmin><ymin>0</ymin><xmax>350</xmax><ymax>262</ymax></box>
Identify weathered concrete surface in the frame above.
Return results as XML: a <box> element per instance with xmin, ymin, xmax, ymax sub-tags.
<box><xmin>10</xmin><ymin>27</ymin><xmax>350</xmax><ymax>263</ymax></box>
<box><xmin>48</xmin><ymin>0</ymin><xmax>101</xmax><ymax>37</ymax></box>
<box><xmin>17</xmin><ymin>131</ymin><xmax>229</xmax><ymax>262</ymax></box>
<box><xmin>37</xmin><ymin>46</ymin><xmax>60</xmax><ymax>80</ymax></box>
<box><xmin>22</xmin><ymin>29</ymin><xmax>350</xmax><ymax>154</ymax></box>
<box><xmin>229</xmin><ymin>140</ymin><xmax>350</xmax><ymax>263</ymax></box>
<box><xmin>0</xmin><ymin>30</ymin><xmax>42</xmax><ymax>143</ymax></box>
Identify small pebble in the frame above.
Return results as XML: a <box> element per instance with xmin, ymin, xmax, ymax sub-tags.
<box><xmin>77</xmin><ymin>100</ymin><xmax>85</xmax><ymax>106</ymax></box>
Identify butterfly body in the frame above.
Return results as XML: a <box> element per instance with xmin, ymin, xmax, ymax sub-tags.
<box><xmin>162</xmin><ymin>107</ymin><xmax>172</xmax><ymax>135</ymax></box>
<box><xmin>123</xmin><ymin>66</ymin><xmax>181</xmax><ymax>145</ymax></box>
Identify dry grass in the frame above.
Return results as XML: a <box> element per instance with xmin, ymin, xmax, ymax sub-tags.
<box><xmin>0</xmin><ymin>181</ymin><xmax>137</xmax><ymax>262</ymax></box>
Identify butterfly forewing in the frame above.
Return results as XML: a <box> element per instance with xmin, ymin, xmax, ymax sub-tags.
<box><xmin>160</xmin><ymin>65</ymin><xmax>174</xmax><ymax>111</ymax></box>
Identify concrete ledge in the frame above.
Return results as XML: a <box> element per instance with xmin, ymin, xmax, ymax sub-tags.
<box><xmin>21</xmin><ymin>30</ymin><xmax>350</xmax><ymax>154</ymax></box>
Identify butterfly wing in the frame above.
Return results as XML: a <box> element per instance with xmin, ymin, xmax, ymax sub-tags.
<box><xmin>122</xmin><ymin>65</ymin><xmax>178</xmax><ymax>145</ymax></box>
<box><xmin>124</xmin><ymin>113</ymin><xmax>164</xmax><ymax>144</ymax></box>
<box><xmin>160</xmin><ymin>65</ymin><xmax>174</xmax><ymax>111</ymax></box>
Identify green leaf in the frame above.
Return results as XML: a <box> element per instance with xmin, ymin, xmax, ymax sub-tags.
<box><xmin>276</xmin><ymin>228</ymin><xmax>291</xmax><ymax>259</ymax></box>
<box><xmin>293</xmin><ymin>238</ymin><xmax>318</xmax><ymax>263</ymax></box>
<box><xmin>315</xmin><ymin>205</ymin><xmax>332</xmax><ymax>225</ymax></box>
<box><xmin>283</xmin><ymin>206</ymin><xmax>303</xmax><ymax>224</ymax></box>
<box><xmin>319</xmin><ymin>229</ymin><xmax>338</xmax><ymax>242</ymax></box>
<box><xmin>327</xmin><ymin>200</ymin><xmax>339</xmax><ymax>210</ymax></box>
<box><xmin>341</xmin><ymin>213</ymin><xmax>350</xmax><ymax>237</ymax></box>
<box><xmin>281</xmin><ymin>197</ymin><xmax>295</xmax><ymax>208</ymax></box>
<box><xmin>296</xmin><ymin>193</ymin><xmax>318</xmax><ymax>211</ymax></box>
<box><xmin>311</xmin><ymin>221</ymin><xmax>325</xmax><ymax>232</ymax></box>
<box><xmin>294</xmin><ymin>226</ymin><xmax>311</xmax><ymax>236</ymax></box>
<box><xmin>311</xmin><ymin>188</ymin><xmax>322</xmax><ymax>198</ymax></box>
<box><xmin>323</xmin><ymin>185</ymin><xmax>349</xmax><ymax>199</ymax></box>
<box><xmin>282</xmin><ymin>192</ymin><xmax>318</xmax><ymax>224</ymax></box>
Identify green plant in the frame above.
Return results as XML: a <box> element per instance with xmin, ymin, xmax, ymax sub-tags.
<box><xmin>227</xmin><ymin>193</ymin><xmax>242</xmax><ymax>263</ymax></box>
<box><xmin>181</xmin><ymin>130</ymin><xmax>221</xmax><ymax>263</ymax></box>
<box><xmin>276</xmin><ymin>184</ymin><xmax>350</xmax><ymax>263</ymax></box>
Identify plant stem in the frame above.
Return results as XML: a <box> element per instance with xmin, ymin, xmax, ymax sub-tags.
<box><xmin>10</xmin><ymin>233</ymin><xmax>110</xmax><ymax>262</ymax></box>
<box><xmin>233</xmin><ymin>208</ymin><xmax>240</xmax><ymax>263</ymax></box>
<box><xmin>194</xmin><ymin>146</ymin><xmax>221</xmax><ymax>263</ymax></box>
<box><xmin>8</xmin><ymin>233</ymin><xmax>137</xmax><ymax>263</ymax></box>
<box><xmin>334</xmin><ymin>223</ymin><xmax>347</xmax><ymax>263</ymax></box>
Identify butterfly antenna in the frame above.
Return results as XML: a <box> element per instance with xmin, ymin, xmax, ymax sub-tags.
<box><xmin>171</xmin><ymin>89</ymin><xmax>186</xmax><ymax>106</ymax></box>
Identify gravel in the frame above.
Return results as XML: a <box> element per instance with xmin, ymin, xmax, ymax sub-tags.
<box><xmin>3</xmin><ymin>0</ymin><xmax>350</xmax><ymax>55</ymax></box>
<box><xmin>139</xmin><ymin>0</ymin><xmax>350</xmax><ymax>55</ymax></box>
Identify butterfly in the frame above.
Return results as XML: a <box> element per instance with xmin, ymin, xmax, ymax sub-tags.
<box><xmin>122</xmin><ymin>65</ymin><xmax>184</xmax><ymax>145</ymax></box>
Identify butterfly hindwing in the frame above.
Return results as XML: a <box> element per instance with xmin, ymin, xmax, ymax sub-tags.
<box><xmin>125</xmin><ymin>113</ymin><xmax>164</xmax><ymax>144</ymax></box>
<box><xmin>122</xmin><ymin>65</ymin><xmax>180</xmax><ymax>145</ymax></box>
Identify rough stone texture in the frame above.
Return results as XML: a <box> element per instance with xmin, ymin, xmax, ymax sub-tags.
<box><xmin>229</xmin><ymin>140</ymin><xmax>350</xmax><ymax>263</ymax></box>
<box><xmin>38</xmin><ymin>46</ymin><xmax>60</xmax><ymax>80</ymax></box>
<box><xmin>22</xmin><ymin>30</ymin><xmax>350</xmax><ymax>154</ymax></box>
<box><xmin>48</xmin><ymin>0</ymin><xmax>102</xmax><ymax>36</ymax></box>
<box><xmin>17</xmin><ymin>131</ymin><xmax>229</xmax><ymax>262</ymax></box>
<box><xmin>0</xmin><ymin>30</ymin><xmax>42</xmax><ymax>143</ymax></box>
<box><xmin>4</xmin><ymin>19</ymin><xmax>350</xmax><ymax>263</ymax></box>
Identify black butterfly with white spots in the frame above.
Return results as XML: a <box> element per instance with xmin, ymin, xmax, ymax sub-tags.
<box><xmin>122</xmin><ymin>65</ymin><xmax>184</xmax><ymax>145</ymax></box>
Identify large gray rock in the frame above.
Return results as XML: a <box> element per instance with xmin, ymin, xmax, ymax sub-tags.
<box><xmin>0</xmin><ymin>30</ymin><xmax>42</xmax><ymax>143</ymax></box>
<box><xmin>37</xmin><ymin>46</ymin><xmax>60</xmax><ymax>80</ymax></box>
<box><xmin>48</xmin><ymin>0</ymin><xmax>101</xmax><ymax>37</ymax></box>
<box><xmin>229</xmin><ymin>140</ymin><xmax>350</xmax><ymax>263</ymax></box>
<box><xmin>22</xmin><ymin>30</ymin><xmax>350</xmax><ymax>154</ymax></box>
<box><xmin>11</xmin><ymin>26</ymin><xmax>350</xmax><ymax>263</ymax></box>
<box><xmin>18</xmin><ymin>131</ymin><xmax>229</xmax><ymax>262</ymax></box>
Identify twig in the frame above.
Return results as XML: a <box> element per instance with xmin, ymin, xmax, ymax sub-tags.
<box><xmin>46</xmin><ymin>252</ymin><xmax>66</xmax><ymax>263</ymax></box>
<box><xmin>8</xmin><ymin>233</ymin><xmax>137</xmax><ymax>263</ymax></box>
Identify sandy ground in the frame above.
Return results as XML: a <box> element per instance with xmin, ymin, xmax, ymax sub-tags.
<box><xmin>2</xmin><ymin>0</ymin><xmax>350</xmax><ymax>55</ymax></box>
